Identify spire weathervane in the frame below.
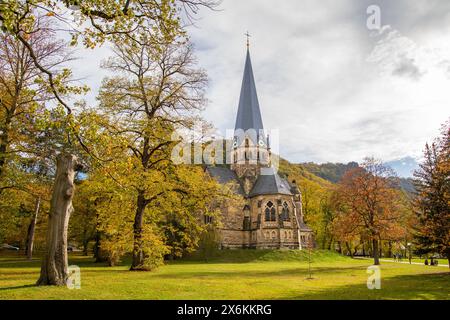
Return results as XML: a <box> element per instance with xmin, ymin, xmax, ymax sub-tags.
<box><xmin>245</xmin><ymin>31</ymin><xmax>251</xmax><ymax>49</ymax></box>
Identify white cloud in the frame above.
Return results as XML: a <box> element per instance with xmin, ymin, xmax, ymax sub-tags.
<box><xmin>71</xmin><ymin>0</ymin><xmax>450</xmax><ymax>164</ymax></box>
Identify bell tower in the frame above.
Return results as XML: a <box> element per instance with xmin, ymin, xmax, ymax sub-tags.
<box><xmin>230</xmin><ymin>40</ymin><xmax>271</xmax><ymax>194</ymax></box>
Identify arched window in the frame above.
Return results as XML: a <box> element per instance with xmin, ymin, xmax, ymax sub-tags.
<box><xmin>204</xmin><ymin>215</ymin><xmax>213</xmax><ymax>224</ymax></box>
<box><xmin>264</xmin><ymin>201</ymin><xmax>276</xmax><ymax>222</ymax></box>
<box><xmin>281</xmin><ymin>202</ymin><xmax>290</xmax><ymax>221</ymax></box>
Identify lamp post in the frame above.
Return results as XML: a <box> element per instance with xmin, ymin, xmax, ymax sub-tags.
<box><xmin>307</xmin><ymin>245</ymin><xmax>313</xmax><ymax>280</ymax></box>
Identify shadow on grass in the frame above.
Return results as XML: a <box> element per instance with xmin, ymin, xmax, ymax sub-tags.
<box><xmin>150</xmin><ymin>265</ymin><xmax>366</xmax><ymax>280</ymax></box>
<box><xmin>281</xmin><ymin>272</ymin><xmax>450</xmax><ymax>300</ymax></box>
<box><xmin>0</xmin><ymin>284</ymin><xmax>36</xmax><ymax>291</ymax></box>
<box><xmin>0</xmin><ymin>256</ymin><xmax>111</xmax><ymax>269</ymax></box>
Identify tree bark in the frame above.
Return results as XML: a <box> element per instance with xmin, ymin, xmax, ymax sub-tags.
<box><xmin>0</xmin><ymin>113</ymin><xmax>12</xmax><ymax>180</ymax></box>
<box><xmin>337</xmin><ymin>241</ymin><xmax>342</xmax><ymax>254</ymax></box>
<box><xmin>345</xmin><ymin>242</ymin><xmax>353</xmax><ymax>258</ymax></box>
<box><xmin>379</xmin><ymin>240</ymin><xmax>382</xmax><ymax>258</ymax></box>
<box><xmin>93</xmin><ymin>210</ymin><xmax>108</xmax><ymax>262</ymax></box>
<box><xmin>25</xmin><ymin>196</ymin><xmax>40</xmax><ymax>260</ymax></box>
<box><xmin>327</xmin><ymin>238</ymin><xmax>333</xmax><ymax>251</ymax></box>
<box><xmin>37</xmin><ymin>154</ymin><xmax>77</xmax><ymax>286</ymax></box>
<box><xmin>130</xmin><ymin>191</ymin><xmax>148</xmax><ymax>271</ymax></box>
<box><xmin>372</xmin><ymin>238</ymin><xmax>380</xmax><ymax>265</ymax></box>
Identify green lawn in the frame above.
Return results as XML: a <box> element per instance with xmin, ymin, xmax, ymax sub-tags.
<box><xmin>379</xmin><ymin>257</ymin><xmax>448</xmax><ymax>265</ymax></box>
<box><xmin>0</xmin><ymin>250</ymin><xmax>448</xmax><ymax>300</ymax></box>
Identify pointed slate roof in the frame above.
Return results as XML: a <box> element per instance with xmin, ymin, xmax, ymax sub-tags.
<box><xmin>206</xmin><ymin>166</ymin><xmax>245</xmax><ymax>195</ymax></box>
<box><xmin>234</xmin><ymin>49</ymin><xmax>264</xmax><ymax>135</ymax></box>
<box><xmin>249</xmin><ymin>167</ymin><xmax>293</xmax><ymax>197</ymax></box>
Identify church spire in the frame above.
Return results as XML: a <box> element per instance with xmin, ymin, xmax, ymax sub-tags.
<box><xmin>234</xmin><ymin>44</ymin><xmax>264</xmax><ymax>135</ymax></box>
<box><xmin>245</xmin><ymin>31</ymin><xmax>251</xmax><ymax>49</ymax></box>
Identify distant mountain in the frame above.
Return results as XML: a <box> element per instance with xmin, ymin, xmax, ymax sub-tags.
<box><xmin>284</xmin><ymin>159</ymin><xmax>416</xmax><ymax>195</ymax></box>
<box><xmin>385</xmin><ymin>157</ymin><xmax>419</xmax><ymax>178</ymax></box>
<box><xmin>299</xmin><ymin>162</ymin><xmax>359</xmax><ymax>183</ymax></box>
<box><xmin>398</xmin><ymin>177</ymin><xmax>416</xmax><ymax>195</ymax></box>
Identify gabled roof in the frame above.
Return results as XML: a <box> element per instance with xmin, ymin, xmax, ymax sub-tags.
<box><xmin>249</xmin><ymin>167</ymin><xmax>293</xmax><ymax>197</ymax></box>
<box><xmin>206</xmin><ymin>166</ymin><xmax>245</xmax><ymax>195</ymax></box>
<box><xmin>234</xmin><ymin>49</ymin><xmax>264</xmax><ymax>136</ymax></box>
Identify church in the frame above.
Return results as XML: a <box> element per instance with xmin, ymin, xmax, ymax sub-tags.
<box><xmin>206</xmin><ymin>44</ymin><xmax>314</xmax><ymax>250</ymax></box>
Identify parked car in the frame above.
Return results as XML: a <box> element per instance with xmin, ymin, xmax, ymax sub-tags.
<box><xmin>1</xmin><ymin>244</ymin><xmax>19</xmax><ymax>251</ymax></box>
<box><xmin>67</xmin><ymin>245</ymin><xmax>81</xmax><ymax>252</ymax></box>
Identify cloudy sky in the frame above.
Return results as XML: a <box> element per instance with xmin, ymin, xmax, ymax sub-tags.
<box><xmin>74</xmin><ymin>0</ymin><xmax>450</xmax><ymax>174</ymax></box>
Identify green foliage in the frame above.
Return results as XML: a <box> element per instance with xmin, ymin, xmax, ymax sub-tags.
<box><xmin>413</xmin><ymin>122</ymin><xmax>450</xmax><ymax>262</ymax></box>
<box><xmin>278</xmin><ymin>158</ymin><xmax>335</xmax><ymax>249</ymax></box>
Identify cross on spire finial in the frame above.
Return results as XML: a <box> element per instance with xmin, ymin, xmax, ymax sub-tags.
<box><xmin>245</xmin><ymin>31</ymin><xmax>251</xmax><ymax>49</ymax></box>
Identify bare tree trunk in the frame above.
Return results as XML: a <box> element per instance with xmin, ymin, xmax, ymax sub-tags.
<box><xmin>337</xmin><ymin>241</ymin><xmax>342</xmax><ymax>254</ymax></box>
<box><xmin>327</xmin><ymin>237</ymin><xmax>333</xmax><ymax>250</ymax></box>
<box><xmin>93</xmin><ymin>210</ymin><xmax>107</xmax><ymax>262</ymax></box>
<box><xmin>345</xmin><ymin>242</ymin><xmax>353</xmax><ymax>258</ymax></box>
<box><xmin>367</xmin><ymin>240</ymin><xmax>372</xmax><ymax>257</ymax></box>
<box><xmin>37</xmin><ymin>154</ymin><xmax>77</xmax><ymax>286</ymax></box>
<box><xmin>0</xmin><ymin>114</ymin><xmax>12</xmax><ymax>180</ymax></box>
<box><xmin>131</xmin><ymin>191</ymin><xmax>147</xmax><ymax>271</ymax></box>
<box><xmin>372</xmin><ymin>238</ymin><xmax>380</xmax><ymax>265</ymax></box>
<box><xmin>25</xmin><ymin>196</ymin><xmax>40</xmax><ymax>260</ymax></box>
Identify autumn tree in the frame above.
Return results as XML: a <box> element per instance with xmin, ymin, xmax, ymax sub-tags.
<box><xmin>413</xmin><ymin>121</ymin><xmax>450</xmax><ymax>267</ymax></box>
<box><xmin>1</xmin><ymin>0</ymin><xmax>218</xmax><ymax>285</ymax></box>
<box><xmin>0</xmin><ymin>17</ymin><xmax>72</xmax><ymax>189</ymax></box>
<box><xmin>0</xmin><ymin>17</ymin><xmax>78</xmax><ymax>262</ymax></box>
<box><xmin>96</xmin><ymin>27</ymin><xmax>214</xmax><ymax>270</ymax></box>
<box><xmin>332</xmin><ymin>158</ymin><xmax>406</xmax><ymax>265</ymax></box>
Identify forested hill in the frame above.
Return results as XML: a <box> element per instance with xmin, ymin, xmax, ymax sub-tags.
<box><xmin>299</xmin><ymin>162</ymin><xmax>359</xmax><ymax>183</ymax></box>
<box><xmin>278</xmin><ymin>159</ymin><xmax>333</xmax><ymax>189</ymax></box>
<box><xmin>278</xmin><ymin>158</ymin><xmax>415</xmax><ymax>195</ymax></box>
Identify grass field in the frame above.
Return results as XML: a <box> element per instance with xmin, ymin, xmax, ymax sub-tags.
<box><xmin>0</xmin><ymin>250</ymin><xmax>448</xmax><ymax>300</ymax></box>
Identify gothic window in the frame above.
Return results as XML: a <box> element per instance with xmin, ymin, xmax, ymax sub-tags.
<box><xmin>264</xmin><ymin>201</ymin><xmax>276</xmax><ymax>222</ymax></box>
<box><xmin>204</xmin><ymin>215</ymin><xmax>213</xmax><ymax>224</ymax></box>
<box><xmin>271</xmin><ymin>231</ymin><xmax>276</xmax><ymax>239</ymax></box>
<box><xmin>281</xmin><ymin>202</ymin><xmax>290</xmax><ymax>221</ymax></box>
<box><xmin>243</xmin><ymin>217</ymin><xmax>250</xmax><ymax>230</ymax></box>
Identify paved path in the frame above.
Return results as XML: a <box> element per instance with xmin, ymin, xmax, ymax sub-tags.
<box><xmin>353</xmin><ymin>257</ymin><xmax>449</xmax><ymax>268</ymax></box>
